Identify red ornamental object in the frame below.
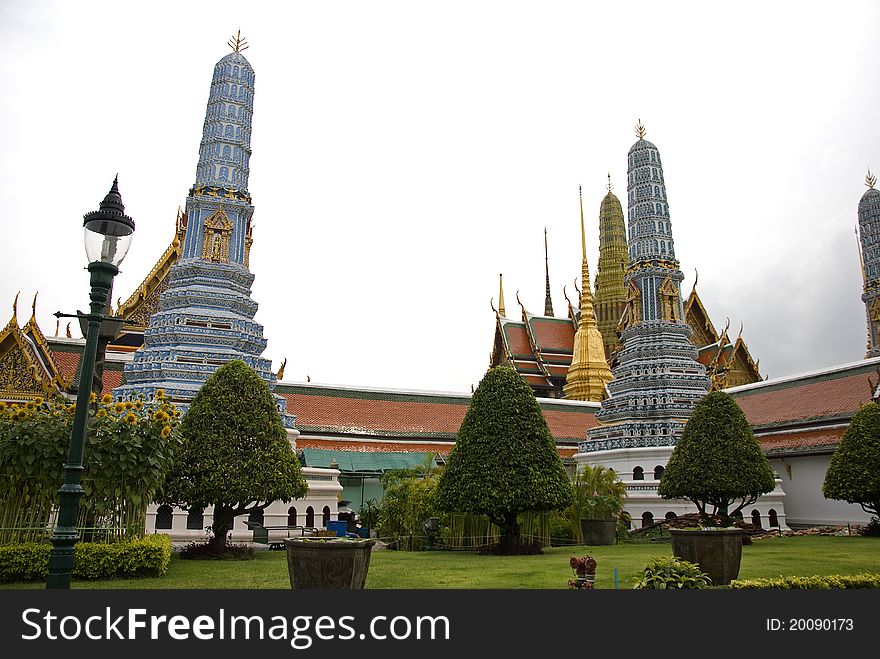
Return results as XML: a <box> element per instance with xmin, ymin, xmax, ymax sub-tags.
<box><xmin>568</xmin><ymin>555</ymin><xmax>597</xmax><ymax>589</ymax></box>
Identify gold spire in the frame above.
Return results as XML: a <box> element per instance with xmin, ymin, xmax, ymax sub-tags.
<box><xmin>228</xmin><ymin>30</ymin><xmax>249</xmax><ymax>53</ymax></box>
<box><xmin>635</xmin><ymin>119</ymin><xmax>646</xmax><ymax>140</ymax></box>
<box><xmin>498</xmin><ymin>273</ymin><xmax>506</xmax><ymax>317</ymax></box>
<box><xmin>564</xmin><ymin>186</ymin><xmax>613</xmax><ymax>402</ymax></box>
<box><xmin>868</xmin><ymin>168</ymin><xmax>877</xmax><ymax>190</ymax></box>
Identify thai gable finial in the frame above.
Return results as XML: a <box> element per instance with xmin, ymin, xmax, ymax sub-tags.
<box><xmin>573</xmin><ymin>277</ymin><xmax>581</xmax><ymax>299</ymax></box>
<box><xmin>490</xmin><ymin>297</ymin><xmax>497</xmax><ymax>314</ymax></box>
<box><xmin>30</xmin><ymin>292</ymin><xmax>38</xmax><ymax>322</ymax></box>
<box><xmin>65</xmin><ymin>323</ymin><xmax>71</xmax><ymax>338</ymax></box>
<box><xmin>54</xmin><ymin>319</ymin><xmax>59</xmax><ymax>337</ymax></box>
<box><xmin>691</xmin><ymin>268</ymin><xmax>699</xmax><ymax>296</ymax></box>
<box><xmin>277</xmin><ymin>357</ymin><xmax>287</xmax><ymax>380</ymax></box>
<box><xmin>228</xmin><ymin>30</ymin><xmax>249</xmax><ymax>53</ymax></box>
<box><xmin>737</xmin><ymin>321</ymin><xmax>744</xmax><ymax>342</ymax></box>
<box><xmin>867</xmin><ymin>168</ymin><xmax>877</xmax><ymax>190</ymax></box>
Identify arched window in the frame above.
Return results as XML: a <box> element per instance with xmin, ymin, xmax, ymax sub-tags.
<box><xmin>653</xmin><ymin>465</ymin><xmax>665</xmax><ymax>480</ymax></box>
<box><xmin>155</xmin><ymin>504</ymin><xmax>173</xmax><ymax>530</ymax></box>
<box><xmin>186</xmin><ymin>508</ymin><xmax>204</xmax><ymax>530</ymax></box>
<box><xmin>233</xmin><ymin>65</ymin><xmax>239</xmax><ymax>78</ymax></box>
<box><xmin>641</xmin><ymin>511</ymin><xmax>654</xmax><ymax>528</ymax></box>
<box><xmin>661</xmin><ymin>241</ymin><xmax>666</xmax><ymax>254</ymax></box>
<box><xmin>768</xmin><ymin>509</ymin><xmax>779</xmax><ymax>528</ymax></box>
<box><xmin>287</xmin><ymin>507</ymin><xmax>297</xmax><ymax>526</ymax></box>
<box><xmin>665</xmin><ymin>511</ymin><xmax>677</xmax><ymax>520</ymax></box>
<box><xmin>248</xmin><ymin>509</ymin><xmax>264</xmax><ymax>527</ymax></box>
<box><xmin>633</xmin><ymin>466</ymin><xmax>644</xmax><ymax>481</ymax></box>
<box><xmin>224</xmin><ymin>83</ymin><xmax>230</xmax><ymax>96</ymax></box>
<box><xmin>219</xmin><ymin>166</ymin><xmax>229</xmax><ymax>181</ymax></box>
<box><xmin>306</xmin><ymin>506</ymin><xmax>315</xmax><ymax>527</ymax></box>
<box><xmin>751</xmin><ymin>510</ymin><xmax>762</xmax><ymax>528</ymax></box>
<box><xmin>236</xmin><ymin>126</ymin><xmax>242</xmax><ymax>140</ymax></box>
<box><xmin>228</xmin><ymin>105</ymin><xmax>236</xmax><ymax>117</ymax></box>
<box><xmin>322</xmin><ymin>506</ymin><xmax>331</xmax><ymax>527</ymax></box>
<box><xmin>225</xmin><ymin>124</ymin><xmax>234</xmax><ymax>138</ymax></box>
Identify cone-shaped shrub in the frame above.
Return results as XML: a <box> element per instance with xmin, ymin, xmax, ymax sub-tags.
<box><xmin>823</xmin><ymin>402</ymin><xmax>880</xmax><ymax>518</ymax></box>
<box><xmin>658</xmin><ymin>390</ymin><xmax>775</xmax><ymax>525</ymax></box>
<box><xmin>436</xmin><ymin>366</ymin><xmax>572</xmax><ymax>552</ymax></box>
<box><xmin>161</xmin><ymin>360</ymin><xmax>307</xmax><ymax>549</ymax></box>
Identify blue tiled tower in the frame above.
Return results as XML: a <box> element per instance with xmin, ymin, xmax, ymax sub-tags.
<box><xmin>114</xmin><ymin>37</ymin><xmax>294</xmax><ymax>427</ymax></box>
<box><xmin>581</xmin><ymin>122</ymin><xmax>708</xmax><ymax>455</ymax></box>
<box><xmin>859</xmin><ymin>170</ymin><xmax>880</xmax><ymax>358</ymax></box>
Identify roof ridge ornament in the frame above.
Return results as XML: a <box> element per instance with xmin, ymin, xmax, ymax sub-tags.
<box><xmin>868</xmin><ymin>168</ymin><xmax>877</xmax><ymax>190</ymax></box>
<box><xmin>228</xmin><ymin>30</ymin><xmax>249</xmax><ymax>53</ymax></box>
<box><xmin>635</xmin><ymin>119</ymin><xmax>646</xmax><ymax>140</ymax></box>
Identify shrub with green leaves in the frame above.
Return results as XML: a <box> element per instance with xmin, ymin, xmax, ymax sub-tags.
<box><xmin>376</xmin><ymin>463</ymin><xmax>443</xmax><ymax>550</ymax></box>
<box><xmin>160</xmin><ymin>360</ymin><xmax>307</xmax><ymax>551</ymax></box>
<box><xmin>823</xmin><ymin>402</ymin><xmax>880</xmax><ymax>519</ymax></box>
<box><xmin>658</xmin><ymin>391</ymin><xmax>775</xmax><ymax>526</ymax></box>
<box><xmin>633</xmin><ymin>556</ymin><xmax>712</xmax><ymax>589</ymax></box>
<box><xmin>436</xmin><ymin>366</ymin><xmax>572</xmax><ymax>553</ymax></box>
<box><xmin>731</xmin><ymin>574</ymin><xmax>880</xmax><ymax>589</ymax></box>
<box><xmin>0</xmin><ymin>394</ymin><xmax>182</xmax><ymax>543</ymax></box>
<box><xmin>0</xmin><ymin>534</ymin><xmax>172</xmax><ymax>583</ymax></box>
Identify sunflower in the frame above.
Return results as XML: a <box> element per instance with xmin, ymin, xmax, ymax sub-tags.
<box><xmin>96</xmin><ymin>409</ymin><xmax>108</xmax><ymax>418</ymax></box>
<box><xmin>89</xmin><ymin>392</ymin><xmax>97</xmax><ymax>403</ymax></box>
<box><xmin>154</xmin><ymin>410</ymin><xmax>168</xmax><ymax>423</ymax></box>
<box><xmin>124</xmin><ymin>401</ymin><xmax>134</xmax><ymax>410</ymax></box>
<box><xmin>135</xmin><ymin>400</ymin><xmax>143</xmax><ymax>410</ymax></box>
<box><xmin>161</xmin><ymin>425</ymin><xmax>172</xmax><ymax>438</ymax></box>
<box><xmin>100</xmin><ymin>393</ymin><xmax>113</xmax><ymax>404</ymax></box>
<box><xmin>0</xmin><ymin>402</ymin><xmax>6</xmax><ymax>413</ymax></box>
<box><xmin>155</xmin><ymin>389</ymin><xmax>166</xmax><ymax>400</ymax></box>
<box><xmin>124</xmin><ymin>412</ymin><xmax>138</xmax><ymax>424</ymax></box>
<box><xmin>113</xmin><ymin>402</ymin><xmax>126</xmax><ymax>414</ymax></box>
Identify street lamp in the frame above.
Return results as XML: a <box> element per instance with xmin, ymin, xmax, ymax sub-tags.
<box><xmin>46</xmin><ymin>177</ymin><xmax>135</xmax><ymax>589</ymax></box>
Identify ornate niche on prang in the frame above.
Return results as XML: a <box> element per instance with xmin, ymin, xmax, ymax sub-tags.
<box><xmin>201</xmin><ymin>208</ymin><xmax>234</xmax><ymax>263</ymax></box>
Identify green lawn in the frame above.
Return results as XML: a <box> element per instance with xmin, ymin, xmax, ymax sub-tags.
<box><xmin>2</xmin><ymin>536</ymin><xmax>878</xmax><ymax>589</ymax></box>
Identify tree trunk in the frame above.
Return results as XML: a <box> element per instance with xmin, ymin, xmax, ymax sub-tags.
<box><xmin>496</xmin><ymin>512</ymin><xmax>521</xmax><ymax>554</ymax></box>
<box><xmin>209</xmin><ymin>506</ymin><xmax>235</xmax><ymax>550</ymax></box>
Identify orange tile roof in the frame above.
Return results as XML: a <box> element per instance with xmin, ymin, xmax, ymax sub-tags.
<box><xmin>297</xmin><ymin>437</ymin><xmax>455</xmax><ymax>455</ymax></box>
<box><xmin>503</xmin><ymin>324</ymin><xmax>532</xmax><ymax>356</ymax></box>
<box><xmin>530</xmin><ymin>318</ymin><xmax>575</xmax><ymax>352</ymax></box>
<box><xmin>731</xmin><ymin>370</ymin><xmax>874</xmax><ymax>427</ymax></box>
<box><xmin>280</xmin><ymin>387</ymin><xmax>597</xmax><ymax>444</ymax></box>
<box><xmin>756</xmin><ymin>428</ymin><xmax>846</xmax><ymax>453</ymax></box>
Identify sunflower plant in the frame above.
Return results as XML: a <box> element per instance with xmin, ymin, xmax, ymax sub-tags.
<box><xmin>0</xmin><ymin>391</ymin><xmax>182</xmax><ymax>543</ymax></box>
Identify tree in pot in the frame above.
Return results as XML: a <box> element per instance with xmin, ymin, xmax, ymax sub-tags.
<box><xmin>566</xmin><ymin>464</ymin><xmax>626</xmax><ymax>545</ymax></box>
<box><xmin>658</xmin><ymin>390</ymin><xmax>775</xmax><ymax>584</ymax></box>
<box><xmin>160</xmin><ymin>360</ymin><xmax>308</xmax><ymax>556</ymax></box>
<box><xmin>822</xmin><ymin>402</ymin><xmax>880</xmax><ymax>523</ymax></box>
<box><xmin>436</xmin><ymin>366</ymin><xmax>572</xmax><ymax>554</ymax></box>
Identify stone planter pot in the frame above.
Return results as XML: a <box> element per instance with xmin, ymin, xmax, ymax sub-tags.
<box><xmin>580</xmin><ymin>518</ymin><xmax>617</xmax><ymax>546</ymax></box>
<box><xmin>284</xmin><ymin>537</ymin><xmax>376</xmax><ymax>589</ymax></box>
<box><xmin>669</xmin><ymin>528</ymin><xmax>744</xmax><ymax>586</ymax></box>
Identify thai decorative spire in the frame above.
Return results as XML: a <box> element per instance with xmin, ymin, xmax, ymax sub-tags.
<box><xmin>594</xmin><ymin>173</ymin><xmax>629</xmax><ymax>361</ymax></box>
<box><xmin>498</xmin><ymin>273</ymin><xmax>506</xmax><ymax>317</ymax></box>
<box><xmin>113</xmin><ymin>37</ymin><xmax>294</xmax><ymax>428</ymax></box>
<box><xmin>544</xmin><ymin>228</ymin><xmax>554</xmax><ymax>317</ymax></box>
<box><xmin>582</xmin><ymin>123</ymin><xmax>708</xmax><ymax>453</ymax></box>
<box><xmin>859</xmin><ymin>167</ymin><xmax>880</xmax><ymax>357</ymax></box>
<box><xmin>563</xmin><ymin>186</ymin><xmax>613</xmax><ymax>401</ymax></box>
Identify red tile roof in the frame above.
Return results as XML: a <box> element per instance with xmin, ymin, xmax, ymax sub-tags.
<box><xmin>297</xmin><ymin>437</ymin><xmax>455</xmax><ymax>455</ymax></box>
<box><xmin>731</xmin><ymin>370</ymin><xmax>874</xmax><ymax>427</ymax></box>
<box><xmin>756</xmin><ymin>427</ymin><xmax>846</xmax><ymax>453</ymax></box>
<box><xmin>503</xmin><ymin>324</ymin><xmax>532</xmax><ymax>356</ymax></box>
<box><xmin>530</xmin><ymin>318</ymin><xmax>575</xmax><ymax>352</ymax></box>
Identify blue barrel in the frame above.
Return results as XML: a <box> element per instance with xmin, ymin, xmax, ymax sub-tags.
<box><xmin>326</xmin><ymin>520</ymin><xmax>348</xmax><ymax>537</ymax></box>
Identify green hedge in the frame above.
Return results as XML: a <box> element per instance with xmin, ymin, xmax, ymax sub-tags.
<box><xmin>730</xmin><ymin>573</ymin><xmax>880</xmax><ymax>589</ymax></box>
<box><xmin>0</xmin><ymin>534</ymin><xmax>172</xmax><ymax>583</ymax></box>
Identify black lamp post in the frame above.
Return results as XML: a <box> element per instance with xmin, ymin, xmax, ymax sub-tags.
<box><xmin>46</xmin><ymin>177</ymin><xmax>135</xmax><ymax>589</ymax></box>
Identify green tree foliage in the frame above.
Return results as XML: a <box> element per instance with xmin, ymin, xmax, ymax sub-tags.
<box><xmin>376</xmin><ymin>461</ymin><xmax>442</xmax><ymax>550</ymax></box>
<box><xmin>160</xmin><ymin>360</ymin><xmax>307</xmax><ymax>550</ymax></box>
<box><xmin>436</xmin><ymin>366</ymin><xmax>572</xmax><ymax>552</ymax></box>
<box><xmin>823</xmin><ymin>402</ymin><xmax>880</xmax><ymax>518</ymax></box>
<box><xmin>658</xmin><ymin>391</ymin><xmax>775</xmax><ymax>525</ymax></box>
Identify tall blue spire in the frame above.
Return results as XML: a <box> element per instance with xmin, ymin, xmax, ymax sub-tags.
<box><xmin>859</xmin><ymin>169</ymin><xmax>880</xmax><ymax>357</ymax></box>
<box><xmin>114</xmin><ymin>39</ymin><xmax>293</xmax><ymax>427</ymax></box>
<box><xmin>581</xmin><ymin>123</ymin><xmax>708</xmax><ymax>453</ymax></box>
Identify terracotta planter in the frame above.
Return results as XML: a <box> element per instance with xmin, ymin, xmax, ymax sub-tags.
<box><xmin>580</xmin><ymin>518</ymin><xmax>617</xmax><ymax>545</ymax></box>
<box><xmin>669</xmin><ymin>528</ymin><xmax>743</xmax><ymax>586</ymax></box>
<box><xmin>284</xmin><ymin>537</ymin><xmax>376</xmax><ymax>589</ymax></box>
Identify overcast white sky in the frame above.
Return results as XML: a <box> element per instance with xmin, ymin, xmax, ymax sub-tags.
<box><xmin>2</xmin><ymin>1</ymin><xmax>878</xmax><ymax>393</ymax></box>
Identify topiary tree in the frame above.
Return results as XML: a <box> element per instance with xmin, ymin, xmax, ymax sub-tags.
<box><xmin>823</xmin><ymin>402</ymin><xmax>880</xmax><ymax>519</ymax></box>
<box><xmin>658</xmin><ymin>390</ymin><xmax>775</xmax><ymax>526</ymax></box>
<box><xmin>160</xmin><ymin>360</ymin><xmax>307</xmax><ymax>551</ymax></box>
<box><xmin>436</xmin><ymin>366</ymin><xmax>572</xmax><ymax>553</ymax></box>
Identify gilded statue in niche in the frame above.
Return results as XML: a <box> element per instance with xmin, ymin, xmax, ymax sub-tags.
<box><xmin>658</xmin><ymin>277</ymin><xmax>680</xmax><ymax>322</ymax></box>
<box><xmin>201</xmin><ymin>208</ymin><xmax>233</xmax><ymax>263</ymax></box>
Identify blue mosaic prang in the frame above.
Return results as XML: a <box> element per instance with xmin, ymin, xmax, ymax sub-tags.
<box><xmin>583</xmin><ymin>132</ymin><xmax>708</xmax><ymax>453</ymax></box>
<box><xmin>113</xmin><ymin>50</ymin><xmax>295</xmax><ymax>428</ymax></box>
<box><xmin>859</xmin><ymin>179</ymin><xmax>880</xmax><ymax>358</ymax></box>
